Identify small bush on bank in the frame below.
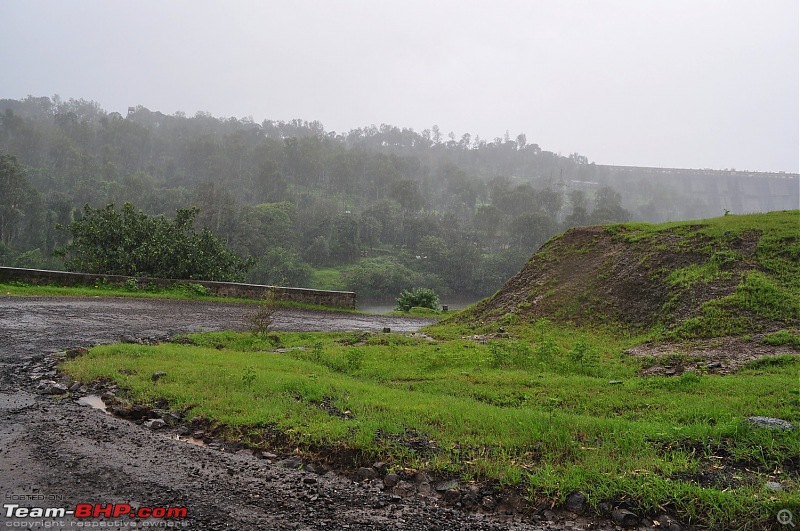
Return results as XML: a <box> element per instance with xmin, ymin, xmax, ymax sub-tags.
<box><xmin>396</xmin><ymin>287</ymin><xmax>440</xmax><ymax>311</ymax></box>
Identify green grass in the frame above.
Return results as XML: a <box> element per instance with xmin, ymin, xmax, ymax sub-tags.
<box><xmin>308</xmin><ymin>268</ymin><xmax>347</xmax><ymax>291</ymax></box>
<box><xmin>61</xmin><ymin>321</ymin><xmax>800</xmax><ymax>529</ymax></box>
<box><xmin>0</xmin><ymin>280</ymin><xmax>219</xmax><ymax>300</ymax></box>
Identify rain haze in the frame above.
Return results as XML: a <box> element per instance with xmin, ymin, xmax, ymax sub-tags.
<box><xmin>1</xmin><ymin>0</ymin><xmax>798</xmax><ymax>172</ymax></box>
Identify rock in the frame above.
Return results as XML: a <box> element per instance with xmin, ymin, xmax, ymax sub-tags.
<box><xmin>303</xmin><ymin>463</ymin><xmax>321</xmax><ymax>474</ymax></box>
<box><xmin>659</xmin><ymin>515</ymin><xmax>682</xmax><ymax>531</ymax></box>
<box><xmin>276</xmin><ymin>456</ymin><xmax>303</xmax><ymax>470</ymax></box>
<box><xmin>357</xmin><ymin>467</ymin><xmax>378</xmax><ymax>480</ymax></box>
<box><xmin>37</xmin><ymin>380</ymin><xmax>67</xmax><ymax>395</ymax></box>
<box><xmin>664</xmin><ymin>369</ymin><xmax>676</xmax><ymax>376</ymax></box>
<box><xmin>121</xmin><ymin>335</ymin><xmax>137</xmax><ymax>344</ymax></box>
<box><xmin>382</xmin><ymin>327</ymin><xmax>391</xmax><ymax>333</ymax></box>
<box><xmin>566</xmin><ymin>491</ymin><xmax>587</xmax><ymax>514</ymax></box>
<box><xmin>383</xmin><ymin>473</ymin><xmax>400</xmax><ymax>488</ymax></box>
<box><xmin>414</xmin><ymin>472</ymin><xmax>432</xmax><ymax>484</ymax></box>
<box><xmin>481</xmin><ymin>496</ymin><xmax>497</xmax><ymax>511</ymax></box>
<box><xmin>129</xmin><ymin>405</ymin><xmax>150</xmax><ymax>420</ymax></box>
<box><xmin>442</xmin><ymin>488</ymin><xmax>461</xmax><ymax>505</ymax></box>
<box><xmin>706</xmin><ymin>361</ymin><xmax>722</xmax><ymax>369</ymax></box>
<box><xmin>261</xmin><ymin>451</ymin><xmax>278</xmax><ymax>460</ymax></box>
<box><xmin>68</xmin><ymin>381</ymin><xmax>81</xmax><ymax>392</ymax></box>
<box><xmin>65</xmin><ymin>347</ymin><xmax>88</xmax><ymax>359</ymax></box>
<box><xmin>393</xmin><ymin>481</ymin><xmax>415</xmax><ymax>497</ymax></box>
<box><xmin>765</xmin><ymin>481</ymin><xmax>783</xmax><ymax>492</ymax></box>
<box><xmin>151</xmin><ymin>371</ymin><xmax>167</xmax><ymax>382</ymax></box>
<box><xmin>372</xmin><ymin>461</ymin><xmax>387</xmax><ymax>475</ymax></box>
<box><xmin>302</xmin><ymin>476</ymin><xmax>317</xmax><ymax>484</ymax></box>
<box><xmin>435</xmin><ymin>479</ymin><xmax>459</xmax><ymax>492</ymax></box>
<box><xmin>612</xmin><ymin>508</ymin><xmax>639</xmax><ymax>528</ymax></box>
<box><xmin>747</xmin><ymin>416</ymin><xmax>794</xmax><ymax>430</ymax></box>
<box><xmin>144</xmin><ymin>419</ymin><xmax>166</xmax><ymax>430</ymax></box>
<box><xmin>110</xmin><ymin>405</ymin><xmax>131</xmax><ymax>417</ymax></box>
<box><xmin>608</xmin><ymin>380</ymin><xmax>623</xmax><ymax>385</ymax></box>
<box><xmin>163</xmin><ymin>411</ymin><xmax>182</xmax><ymax>424</ymax></box>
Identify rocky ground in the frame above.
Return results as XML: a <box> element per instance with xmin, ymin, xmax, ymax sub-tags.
<box><xmin>1</xmin><ymin>296</ymin><xmax>676</xmax><ymax>530</ymax></box>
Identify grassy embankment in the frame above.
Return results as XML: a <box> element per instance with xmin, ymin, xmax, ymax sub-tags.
<box><xmin>60</xmin><ymin>212</ymin><xmax>800</xmax><ymax>529</ymax></box>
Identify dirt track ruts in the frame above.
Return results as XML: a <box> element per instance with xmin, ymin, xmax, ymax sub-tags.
<box><xmin>0</xmin><ymin>296</ymin><xmax>616</xmax><ymax>530</ymax></box>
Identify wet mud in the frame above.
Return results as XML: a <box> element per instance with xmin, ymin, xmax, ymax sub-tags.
<box><xmin>0</xmin><ymin>296</ymin><xmax>623</xmax><ymax>530</ymax></box>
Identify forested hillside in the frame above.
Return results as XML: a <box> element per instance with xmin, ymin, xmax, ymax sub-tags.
<box><xmin>1</xmin><ymin>95</ymin><xmax>794</xmax><ymax>300</ymax></box>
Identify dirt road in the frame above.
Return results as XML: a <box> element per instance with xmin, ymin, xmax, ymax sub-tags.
<box><xmin>0</xmin><ymin>296</ymin><xmax>616</xmax><ymax>530</ymax></box>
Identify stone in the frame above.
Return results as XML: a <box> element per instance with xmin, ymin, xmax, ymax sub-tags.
<box><xmin>566</xmin><ymin>491</ymin><xmax>587</xmax><ymax>514</ymax></box>
<box><xmin>129</xmin><ymin>405</ymin><xmax>150</xmax><ymax>420</ymax></box>
<box><xmin>747</xmin><ymin>416</ymin><xmax>794</xmax><ymax>431</ymax></box>
<box><xmin>65</xmin><ymin>347</ymin><xmax>88</xmax><ymax>359</ymax></box>
<box><xmin>706</xmin><ymin>361</ymin><xmax>722</xmax><ymax>369</ymax></box>
<box><xmin>481</xmin><ymin>496</ymin><xmax>497</xmax><ymax>511</ymax></box>
<box><xmin>151</xmin><ymin>371</ymin><xmax>167</xmax><ymax>382</ymax></box>
<box><xmin>357</xmin><ymin>467</ymin><xmax>378</xmax><ymax>480</ymax></box>
<box><xmin>658</xmin><ymin>515</ymin><xmax>682</xmax><ymax>531</ymax></box>
<box><xmin>276</xmin><ymin>456</ymin><xmax>303</xmax><ymax>470</ymax></box>
<box><xmin>68</xmin><ymin>381</ymin><xmax>81</xmax><ymax>392</ymax></box>
<box><xmin>435</xmin><ymin>479</ymin><xmax>459</xmax><ymax>492</ymax></box>
<box><xmin>442</xmin><ymin>489</ymin><xmax>461</xmax><ymax>505</ymax></box>
<box><xmin>393</xmin><ymin>481</ymin><xmax>415</xmax><ymax>497</ymax></box>
<box><xmin>413</xmin><ymin>473</ymin><xmax>431</xmax><ymax>484</ymax></box>
<box><xmin>37</xmin><ymin>381</ymin><xmax>67</xmax><ymax>395</ymax></box>
<box><xmin>144</xmin><ymin>419</ymin><xmax>166</xmax><ymax>430</ymax></box>
<box><xmin>372</xmin><ymin>461</ymin><xmax>387</xmax><ymax>475</ymax></box>
<box><xmin>612</xmin><ymin>509</ymin><xmax>639</xmax><ymax>528</ymax></box>
<box><xmin>383</xmin><ymin>473</ymin><xmax>400</xmax><ymax>488</ymax></box>
<box><xmin>765</xmin><ymin>481</ymin><xmax>783</xmax><ymax>492</ymax></box>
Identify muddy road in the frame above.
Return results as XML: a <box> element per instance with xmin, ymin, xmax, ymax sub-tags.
<box><xmin>0</xmin><ymin>296</ymin><xmax>617</xmax><ymax>530</ymax></box>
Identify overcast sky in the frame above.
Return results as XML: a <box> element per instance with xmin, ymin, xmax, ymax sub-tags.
<box><xmin>1</xmin><ymin>0</ymin><xmax>798</xmax><ymax>172</ymax></box>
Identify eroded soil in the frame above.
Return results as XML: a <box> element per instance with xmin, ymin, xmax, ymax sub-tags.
<box><xmin>0</xmin><ymin>296</ymin><xmax>626</xmax><ymax>530</ymax></box>
<box><xmin>627</xmin><ymin>335</ymin><xmax>798</xmax><ymax>376</ymax></box>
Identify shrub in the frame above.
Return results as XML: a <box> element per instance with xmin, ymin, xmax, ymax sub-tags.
<box><xmin>247</xmin><ymin>292</ymin><xmax>278</xmax><ymax>336</ymax></box>
<box><xmin>396</xmin><ymin>288</ymin><xmax>440</xmax><ymax>311</ymax></box>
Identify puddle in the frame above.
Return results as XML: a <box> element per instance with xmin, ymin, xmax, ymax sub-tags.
<box><xmin>77</xmin><ymin>394</ymin><xmax>110</xmax><ymax>414</ymax></box>
<box><xmin>172</xmin><ymin>434</ymin><xmax>208</xmax><ymax>447</ymax></box>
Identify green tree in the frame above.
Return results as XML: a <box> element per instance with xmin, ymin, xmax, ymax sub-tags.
<box><xmin>0</xmin><ymin>153</ymin><xmax>41</xmax><ymax>247</ymax></box>
<box><xmin>247</xmin><ymin>247</ymin><xmax>311</xmax><ymax>287</ymax></box>
<box><xmin>56</xmin><ymin>203</ymin><xmax>249</xmax><ymax>281</ymax></box>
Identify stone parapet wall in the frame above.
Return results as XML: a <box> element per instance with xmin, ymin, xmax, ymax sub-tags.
<box><xmin>0</xmin><ymin>267</ymin><xmax>356</xmax><ymax>309</ymax></box>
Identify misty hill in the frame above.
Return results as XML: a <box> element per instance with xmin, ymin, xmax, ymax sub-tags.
<box><xmin>1</xmin><ymin>95</ymin><xmax>797</xmax><ymax>301</ymax></box>
<box><xmin>455</xmin><ymin>211</ymin><xmax>799</xmax><ymax>338</ymax></box>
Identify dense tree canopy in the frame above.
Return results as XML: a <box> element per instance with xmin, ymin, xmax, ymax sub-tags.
<box><xmin>0</xmin><ymin>95</ymin><xmax>747</xmax><ymax>300</ymax></box>
<box><xmin>56</xmin><ymin>203</ymin><xmax>249</xmax><ymax>282</ymax></box>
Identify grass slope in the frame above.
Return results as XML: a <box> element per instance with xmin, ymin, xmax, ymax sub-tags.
<box><xmin>451</xmin><ymin>211</ymin><xmax>799</xmax><ymax>339</ymax></box>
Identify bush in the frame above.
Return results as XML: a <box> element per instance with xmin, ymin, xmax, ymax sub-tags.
<box><xmin>396</xmin><ymin>288</ymin><xmax>440</xmax><ymax>311</ymax></box>
<box><xmin>56</xmin><ymin>203</ymin><xmax>250</xmax><ymax>282</ymax></box>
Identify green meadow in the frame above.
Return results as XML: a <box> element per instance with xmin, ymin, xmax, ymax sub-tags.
<box><xmin>62</xmin><ymin>321</ymin><xmax>800</xmax><ymax>529</ymax></box>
